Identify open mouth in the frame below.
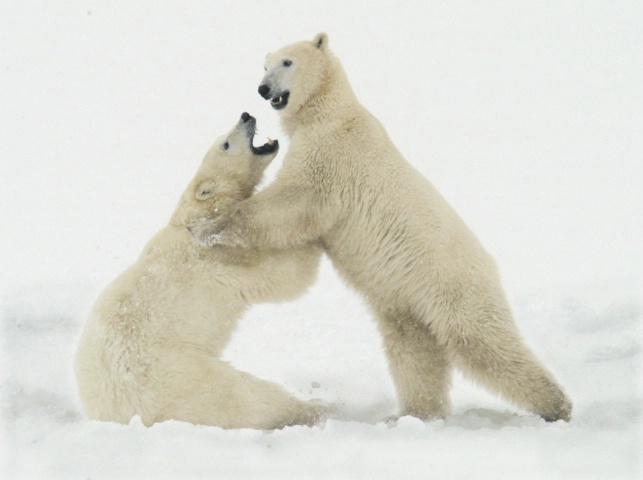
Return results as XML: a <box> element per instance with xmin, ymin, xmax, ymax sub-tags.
<box><xmin>251</xmin><ymin>136</ymin><xmax>279</xmax><ymax>155</ymax></box>
<box><xmin>269</xmin><ymin>91</ymin><xmax>290</xmax><ymax>110</ymax></box>
<box><xmin>241</xmin><ymin>112</ymin><xmax>279</xmax><ymax>155</ymax></box>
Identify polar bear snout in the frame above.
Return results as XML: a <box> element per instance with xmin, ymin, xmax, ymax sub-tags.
<box><xmin>238</xmin><ymin>112</ymin><xmax>256</xmax><ymax>133</ymax></box>
<box><xmin>258</xmin><ymin>83</ymin><xmax>290</xmax><ymax>110</ymax></box>
<box><xmin>258</xmin><ymin>84</ymin><xmax>271</xmax><ymax>99</ymax></box>
<box><xmin>237</xmin><ymin>112</ymin><xmax>279</xmax><ymax>157</ymax></box>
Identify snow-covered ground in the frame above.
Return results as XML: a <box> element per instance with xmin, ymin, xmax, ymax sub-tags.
<box><xmin>1</xmin><ymin>2</ymin><xmax>641</xmax><ymax>478</ymax></box>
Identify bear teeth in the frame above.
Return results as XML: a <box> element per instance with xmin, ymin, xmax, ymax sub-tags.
<box><xmin>271</xmin><ymin>96</ymin><xmax>282</xmax><ymax>105</ymax></box>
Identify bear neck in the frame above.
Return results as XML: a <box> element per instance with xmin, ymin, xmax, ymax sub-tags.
<box><xmin>168</xmin><ymin>193</ymin><xmax>250</xmax><ymax>229</ymax></box>
<box><xmin>281</xmin><ymin>57</ymin><xmax>358</xmax><ymax>136</ymax></box>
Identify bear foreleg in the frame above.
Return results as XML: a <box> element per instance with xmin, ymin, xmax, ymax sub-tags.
<box><xmin>190</xmin><ymin>180</ymin><xmax>326</xmax><ymax>250</ymax></box>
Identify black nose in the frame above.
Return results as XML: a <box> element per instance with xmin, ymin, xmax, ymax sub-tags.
<box><xmin>241</xmin><ymin>112</ymin><xmax>251</xmax><ymax>123</ymax></box>
<box><xmin>258</xmin><ymin>84</ymin><xmax>271</xmax><ymax>99</ymax></box>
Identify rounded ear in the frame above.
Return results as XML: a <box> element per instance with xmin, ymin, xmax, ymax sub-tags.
<box><xmin>312</xmin><ymin>32</ymin><xmax>328</xmax><ymax>51</ymax></box>
<box><xmin>195</xmin><ymin>180</ymin><xmax>217</xmax><ymax>201</ymax></box>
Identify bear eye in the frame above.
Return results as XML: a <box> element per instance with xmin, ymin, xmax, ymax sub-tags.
<box><xmin>282</xmin><ymin>59</ymin><xmax>292</xmax><ymax>67</ymax></box>
<box><xmin>223</xmin><ymin>141</ymin><xmax>229</xmax><ymax>150</ymax></box>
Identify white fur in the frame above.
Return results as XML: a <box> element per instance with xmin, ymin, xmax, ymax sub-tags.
<box><xmin>75</xmin><ymin>115</ymin><xmax>325</xmax><ymax>429</ymax></box>
<box><xmin>190</xmin><ymin>34</ymin><xmax>572</xmax><ymax>422</ymax></box>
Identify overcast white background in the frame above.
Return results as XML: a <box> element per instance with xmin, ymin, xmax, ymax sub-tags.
<box><xmin>1</xmin><ymin>1</ymin><xmax>641</xmax><ymax>478</ymax></box>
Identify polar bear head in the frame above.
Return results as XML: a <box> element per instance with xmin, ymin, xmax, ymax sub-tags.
<box><xmin>171</xmin><ymin>113</ymin><xmax>278</xmax><ymax>226</ymax></box>
<box><xmin>258</xmin><ymin>32</ymin><xmax>333</xmax><ymax>114</ymax></box>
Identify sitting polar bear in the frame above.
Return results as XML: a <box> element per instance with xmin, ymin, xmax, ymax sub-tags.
<box><xmin>190</xmin><ymin>34</ymin><xmax>572</xmax><ymax>422</ymax></box>
<box><xmin>75</xmin><ymin>113</ymin><xmax>325</xmax><ymax>429</ymax></box>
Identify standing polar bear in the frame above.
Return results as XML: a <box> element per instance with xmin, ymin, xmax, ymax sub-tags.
<box><xmin>75</xmin><ymin>113</ymin><xmax>325</xmax><ymax>429</ymax></box>
<box><xmin>190</xmin><ymin>34</ymin><xmax>572</xmax><ymax>422</ymax></box>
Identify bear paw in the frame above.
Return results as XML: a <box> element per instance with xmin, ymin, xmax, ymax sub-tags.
<box><xmin>187</xmin><ymin>216</ymin><xmax>232</xmax><ymax>247</ymax></box>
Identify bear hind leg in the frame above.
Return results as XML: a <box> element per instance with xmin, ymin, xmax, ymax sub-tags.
<box><xmin>152</xmin><ymin>353</ymin><xmax>328</xmax><ymax>429</ymax></box>
<box><xmin>452</xmin><ymin>309</ymin><xmax>572</xmax><ymax>422</ymax></box>
<box><xmin>377</xmin><ymin>310</ymin><xmax>452</xmax><ymax>420</ymax></box>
